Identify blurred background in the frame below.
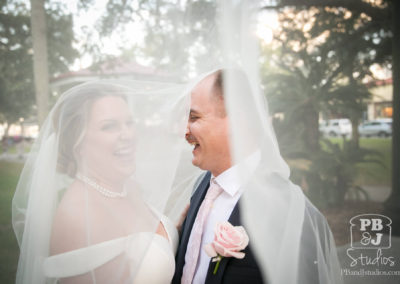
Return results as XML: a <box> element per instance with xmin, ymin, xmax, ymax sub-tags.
<box><xmin>0</xmin><ymin>0</ymin><xmax>398</xmax><ymax>283</ymax></box>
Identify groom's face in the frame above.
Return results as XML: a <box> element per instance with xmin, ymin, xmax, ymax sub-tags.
<box><xmin>186</xmin><ymin>73</ymin><xmax>232</xmax><ymax>177</ymax></box>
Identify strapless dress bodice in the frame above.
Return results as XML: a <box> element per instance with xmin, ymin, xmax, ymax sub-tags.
<box><xmin>43</xmin><ymin>215</ymin><xmax>178</xmax><ymax>284</ymax></box>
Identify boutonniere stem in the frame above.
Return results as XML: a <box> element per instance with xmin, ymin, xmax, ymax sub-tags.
<box><xmin>212</xmin><ymin>256</ymin><xmax>222</xmax><ymax>274</ymax></box>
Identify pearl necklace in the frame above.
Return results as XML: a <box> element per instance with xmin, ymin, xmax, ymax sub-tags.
<box><xmin>76</xmin><ymin>173</ymin><xmax>128</xmax><ymax>198</ymax></box>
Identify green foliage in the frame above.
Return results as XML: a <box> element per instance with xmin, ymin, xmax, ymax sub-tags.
<box><xmin>265</xmin><ymin>69</ymin><xmax>322</xmax><ymax>153</ymax></box>
<box><xmin>46</xmin><ymin>2</ymin><xmax>79</xmax><ymax>76</ymax></box>
<box><xmin>0</xmin><ymin>161</ymin><xmax>23</xmax><ymax>283</ymax></box>
<box><xmin>93</xmin><ymin>0</ymin><xmax>220</xmax><ymax>76</ymax></box>
<box><xmin>0</xmin><ymin>2</ymin><xmax>33</xmax><ymax>124</ymax></box>
<box><xmin>263</xmin><ymin>0</ymin><xmax>392</xmax><ymax>150</ymax></box>
<box><xmin>355</xmin><ymin>138</ymin><xmax>392</xmax><ymax>186</ymax></box>
<box><xmin>292</xmin><ymin>139</ymin><xmax>385</xmax><ymax>208</ymax></box>
<box><xmin>262</xmin><ymin>1</ymin><xmax>393</xmax><ymax>207</ymax></box>
<box><xmin>0</xmin><ymin>0</ymin><xmax>78</xmax><ymax>125</ymax></box>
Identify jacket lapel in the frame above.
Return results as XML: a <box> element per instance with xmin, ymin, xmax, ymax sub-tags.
<box><xmin>173</xmin><ymin>171</ymin><xmax>211</xmax><ymax>283</ymax></box>
<box><xmin>205</xmin><ymin>202</ymin><xmax>241</xmax><ymax>284</ymax></box>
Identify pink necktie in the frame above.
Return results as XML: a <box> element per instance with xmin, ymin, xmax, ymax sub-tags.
<box><xmin>181</xmin><ymin>179</ymin><xmax>223</xmax><ymax>284</ymax></box>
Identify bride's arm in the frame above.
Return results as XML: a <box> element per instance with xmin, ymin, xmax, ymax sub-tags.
<box><xmin>50</xmin><ymin>186</ymin><xmax>88</xmax><ymax>256</ymax></box>
<box><xmin>49</xmin><ymin>186</ymin><xmax>97</xmax><ymax>284</ymax></box>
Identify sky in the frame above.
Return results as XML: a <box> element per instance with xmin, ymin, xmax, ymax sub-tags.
<box><xmin>66</xmin><ymin>0</ymin><xmax>145</xmax><ymax>70</ymax></box>
<box><xmin>64</xmin><ymin>0</ymin><xmax>278</xmax><ymax>71</ymax></box>
<box><xmin>59</xmin><ymin>1</ymin><xmax>389</xmax><ymax>80</ymax></box>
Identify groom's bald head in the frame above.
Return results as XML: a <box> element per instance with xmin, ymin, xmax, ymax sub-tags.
<box><xmin>186</xmin><ymin>69</ymin><xmax>232</xmax><ymax>176</ymax></box>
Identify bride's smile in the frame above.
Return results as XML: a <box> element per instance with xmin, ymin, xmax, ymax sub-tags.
<box><xmin>80</xmin><ymin>95</ymin><xmax>136</xmax><ymax>180</ymax></box>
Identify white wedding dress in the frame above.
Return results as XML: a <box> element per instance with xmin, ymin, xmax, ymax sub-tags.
<box><xmin>43</xmin><ymin>214</ymin><xmax>178</xmax><ymax>284</ymax></box>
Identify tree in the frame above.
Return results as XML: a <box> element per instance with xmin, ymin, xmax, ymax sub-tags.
<box><xmin>386</xmin><ymin>0</ymin><xmax>399</xmax><ymax>234</ymax></box>
<box><xmin>0</xmin><ymin>0</ymin><xmax>78</xmax><ymax>130</ymax></box>
<box><xmin>263</xmin><ymin>6</ymin><xmax>373</xmax><ymax>153</ymax></box>
<box><xmin>30</xmin><ymin>0</ymin><xmax>49</xmax><ymax>126</ymax></box>
<box><xmin>0</xmin><ymin>1</ymin><xmax>35</xmax><ymax>128</ymax></box>
<box><xmin>260</xmin><ymin>1</ymin><xmax>396</xmax><ymax>209</ymax></box>
<box><xmin>263</xmin><ymin>0</ymin><xmax>399</xmax><ymax>232</ymax></box>
<box><xmin>77</xmin><ymin>0</ymin><xmax>221</xmax><ymax>79</ymax></box>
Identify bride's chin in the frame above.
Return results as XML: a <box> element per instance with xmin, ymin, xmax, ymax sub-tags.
<box><xmin>116</xmin><ymin>165</ymin><xmax>136</xmax><ymax>178</ymax></box>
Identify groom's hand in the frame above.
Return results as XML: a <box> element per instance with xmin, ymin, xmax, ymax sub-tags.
<box><xmin>176</xmin><ymin>203</ymin><xmax>190</xmax><ymax>233</ymax></box>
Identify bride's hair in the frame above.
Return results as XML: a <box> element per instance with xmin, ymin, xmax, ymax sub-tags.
<box><xmin>52</xmin><ymin>85</ymin><xmax>127</xmax><ymax>177</ymax></box>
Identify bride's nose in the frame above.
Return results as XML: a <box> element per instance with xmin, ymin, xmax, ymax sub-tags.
<box><xmin>119</xmin><ymin>125</ymin><xmax>134</xmax><ymax>141</ymax></box>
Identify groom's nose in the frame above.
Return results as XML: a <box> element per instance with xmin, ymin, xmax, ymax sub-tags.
<box><xmin>185</xmin><ymin>121</ymin><xmax>191</xmax><ymax>136</ymax></box>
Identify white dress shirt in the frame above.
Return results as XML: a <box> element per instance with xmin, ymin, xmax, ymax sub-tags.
<box><xmin>187</xmin><ymin>152</ymin><xmax>260</xmax><ymax>284</ymax></box>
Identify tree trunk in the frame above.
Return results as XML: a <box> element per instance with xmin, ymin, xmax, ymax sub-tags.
<box><xmin>303</xmin><ymin>102</ymin><xmax>320</xmax><ymax>153</ymax></box>
<box><xmin>30</xmin><ymin>0</ymin><xmax>49</xmax><ymax>127</ymax></box>
<box><xmin>384</xmin><ymin>0</ymin><xmax>400</xmax><ymax>236</ymax></box>
<box><xmin>4</xmin><ymin>123</ymin><xmax>11</xmax><ymax>137</ymax></box>
<box><xmin>350</xmin><ymin>117</ymin><xmax>360</xmax><ymax>149</ymax></box>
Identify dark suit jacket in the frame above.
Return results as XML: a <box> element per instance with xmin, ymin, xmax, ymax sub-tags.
<box><xmin>172</xmin><ymin>172</ymin><xmax>264</xmax><ymax>284</ymax></box>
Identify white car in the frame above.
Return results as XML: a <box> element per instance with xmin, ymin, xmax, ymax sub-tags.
<box><xmin>319</xmin><ymin>119</ymin><xmax>352</xmax><ymax>137</ymax></box>
<box><xmin>358</xmin><ymin>119</ymin><xmax>392</xmax><ymax>137</ymax></box>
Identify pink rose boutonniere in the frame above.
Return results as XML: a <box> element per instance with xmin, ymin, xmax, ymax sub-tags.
<box><xmin>204</xmin><ymin>221</ymin><xmax>250</xmax><ymax>275</ymax></box>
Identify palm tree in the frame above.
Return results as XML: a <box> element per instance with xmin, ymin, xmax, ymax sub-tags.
<box><xmin>30</xmin><ymin>0</ymin><xmax>49</xmax><ymax>126</ymax></box>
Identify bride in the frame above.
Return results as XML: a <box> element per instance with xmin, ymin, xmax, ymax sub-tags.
<box><xmin>12</xmin><ymin>81</ymin><xmax>200</xmax><ymax>283</ymax></box>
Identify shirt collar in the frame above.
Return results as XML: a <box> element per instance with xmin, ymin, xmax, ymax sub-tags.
<box><xmin>212</xmin><ymin>150</ymin><xmax>261</xmax><ymax>197</ymax></box>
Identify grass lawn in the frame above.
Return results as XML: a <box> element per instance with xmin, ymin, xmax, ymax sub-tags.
<box><xmin>0</xmin><ymin>161</ymin><xmax>23</xmax><ymax>283</ymax></box>
<box><xmin>328</xmin><ymin>137</ymin><xmax>392</xmax><ymax>186</ymax></box>
<box><xmin>0</xmin><ymin>142</ymin><xmax>31</xmax><ymax>155</ymax></box>
<box><xmin>357</xmin><ymin>138</ymin><xmax>392</xmax><ymax>186</ymax></box>
<box><xmin>288</xmin><ymin>137</ymin><xmax>392</xmax><ymax>187</ymax></box>
<box><xmin>0</xmin><ymin>144</ymin><xmax>17</xmax><ymax>154</ymax></box>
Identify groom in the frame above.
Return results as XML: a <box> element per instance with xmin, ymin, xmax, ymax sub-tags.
<box><xmin>172</xmin><ymin>70</ymin><xmax>264</xmax><ymax>284</ymax></box>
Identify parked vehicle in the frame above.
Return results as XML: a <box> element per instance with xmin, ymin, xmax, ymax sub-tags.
<box><xmin>358</xmin><ymin>119</ymin><xmax>392</xmax><ymax>137</ymax></box>
<box><xmin>319</xmin><ymin>119</ymin><xmax>352</xmax><ymax>137</ymax></box>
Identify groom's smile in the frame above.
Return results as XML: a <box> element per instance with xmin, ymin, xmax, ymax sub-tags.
<box><xmin>185</xmin><ymin>72</ymin><xmax>232</xmax><ymax>177</ymax></box>
<box><xmin>185</xmin><ymin>134</ymin><xmax>200</xmax><ymax>150</ymax></box>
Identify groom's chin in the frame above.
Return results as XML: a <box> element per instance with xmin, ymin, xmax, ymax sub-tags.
<box><xmin>191</xmin><ymin>156</ymin><xmax>202</xmax><ymax>169</ymax></box>
<box><xmin>191</xmin><ymin>157</ymin><xmax>199</xmax><ymax>168</ymax></box>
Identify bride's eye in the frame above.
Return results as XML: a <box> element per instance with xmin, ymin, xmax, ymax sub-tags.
<box><xmin>126</xmin><ymin>119</ymin><xmax>134</xmax><ymax>128</ymax></box>
<box><xmin>101</xmin><ymin>121</ymin><xmax>119</xmax><ymax>131</ymax></box>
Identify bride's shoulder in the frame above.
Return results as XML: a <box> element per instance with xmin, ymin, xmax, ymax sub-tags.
<box><xmin>54</xmin><ymin>182</ymin><xmax>88</xmax><ymax>222</ymax></box>
<box><xmin>50</xmin><ymin>182</ymin><xmax>89</xmax><ymax>255</ymax></box>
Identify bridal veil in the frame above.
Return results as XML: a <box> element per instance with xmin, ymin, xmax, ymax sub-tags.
<box><xmin>12</xmin><ymin>1</ymin><xmax>342</xmax><ymax>283</ymax></box>
<box><xmin>12</xmin><ymin>80</ymin><xmax>202</xmax><ymax>283</ymax></box>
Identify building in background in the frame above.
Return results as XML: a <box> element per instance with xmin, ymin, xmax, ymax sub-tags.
<box><xmin>50</xmin><ymin>58</ymin><xmax>176</xmax><ymax>95</ymax></box>
<box><xmin>366</xmin><ymin>78</ymin><xmax>393</xmax><ymax>121</ymax></box>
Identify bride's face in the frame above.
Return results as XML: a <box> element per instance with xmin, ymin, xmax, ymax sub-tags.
<box><xmin>79</xmin><ymin>96</ymin><xmax>135</xmax><ymax>181</ymax></box>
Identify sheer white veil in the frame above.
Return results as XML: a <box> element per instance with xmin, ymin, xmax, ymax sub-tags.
<box><xmin>12</xmin><ymin>1</ymin><xmax>342</xmax><ymax>283</ymax></box>
<box><xmin>216</xmin><ymin>1</ymin><xmax>342</xmax><ymax>283</ymax></box>
<box><xmin>12</xmin><ymin>80</ymin><xmax>201</xmax><ymax>283</ymax></box>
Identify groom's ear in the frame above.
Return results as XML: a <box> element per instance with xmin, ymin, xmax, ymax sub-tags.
<box><xmin>211</xmin><ymin>71</ymin><xmax>227</xmax><ymax>118</ymax></box>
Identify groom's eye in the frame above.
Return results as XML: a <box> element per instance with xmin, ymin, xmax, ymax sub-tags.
<box><xmin>189</xmin><ymin>115</ymin><xmax>199</xmax><ymax>121</ymax></box>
